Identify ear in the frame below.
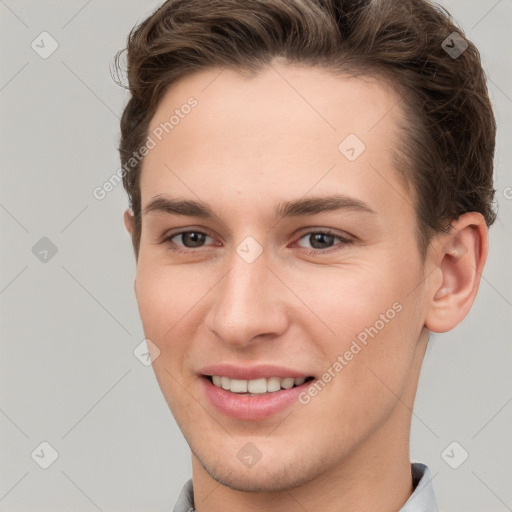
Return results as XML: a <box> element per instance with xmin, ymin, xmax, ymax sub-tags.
<box><xmin>424</xmin><ymin>212</ymin><xmax>488</xmax><ymax>333</ymax></box>
<box><xmin>123</xmin><ymin>209</ymin><xmax>138</xmax><ymax>290</ymax></box>
<box><xmin>124</xmin><ymin>209</ymin><xmax>134</xmax><ymax>235</ymax></box>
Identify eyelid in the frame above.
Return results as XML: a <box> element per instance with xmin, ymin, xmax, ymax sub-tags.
<box><xmin>160</xmin><ymin>226</ymin><xmax>216</xmax><ymax>243</ymax></box>
<box><xmin>293</xmin><ymin>227</ymin><xmax>353</xmax><ymax>241</ymax></box>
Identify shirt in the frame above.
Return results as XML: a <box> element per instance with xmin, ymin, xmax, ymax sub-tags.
<box><xmin>172</xmin><ymin>462</ymin><xmax>439</xmax><ymax>511</ymax></box>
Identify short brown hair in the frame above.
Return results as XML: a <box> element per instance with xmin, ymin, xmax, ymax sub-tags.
<box><xmin>114</xmin><ymin>0</ymin><xmax>496</xmax><ymax>259</ymax></box>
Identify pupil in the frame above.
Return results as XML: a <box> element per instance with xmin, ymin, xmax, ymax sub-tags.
<box><xmin>310</xmin><ymin>233</ymin><xmax>334</xmax><ymax>249</ymax></box>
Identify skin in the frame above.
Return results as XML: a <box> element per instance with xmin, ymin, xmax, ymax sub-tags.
<box><xmin>124</xmin><ymin>61</ymin><xmax>488</xmax><ymax>512</ymax></box>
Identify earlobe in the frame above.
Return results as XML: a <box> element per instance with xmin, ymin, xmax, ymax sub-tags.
<box><xmin>124</xmin><ymin>209</ymin><xmax>134</xmax><ymax>235</ymax></box>
<box><xmin>424</xmin><ymin>213</ymin><xmax>488</xmax><ymax>333</ymax></box>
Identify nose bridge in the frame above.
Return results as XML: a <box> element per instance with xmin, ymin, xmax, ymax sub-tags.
<box><xmin>205</xmin><ymin>241</ymin><xmax>287</xmax><ymax>346</ymax></box>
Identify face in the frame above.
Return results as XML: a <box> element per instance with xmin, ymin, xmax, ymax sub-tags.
<box><xmin>127</xmin><ymin>61</ymin><xmax>432</xmax><ymax>492</ymax></box>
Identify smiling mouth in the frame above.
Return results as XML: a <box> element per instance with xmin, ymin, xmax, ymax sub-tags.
<box><xmin>205</xmin><ymin>375</ymin><xmax>315</xmax><ymax>396</ymax></box>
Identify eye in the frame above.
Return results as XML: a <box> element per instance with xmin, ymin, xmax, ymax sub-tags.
<box><xmin>161</xmin><ymin>228</ymin><xmax>353</xmax><ymax>255</ymax></box>
<box><xmin>294</xmin><ymin>230</ymin><xmax>353</xmax><ymax>254</ymax></box>
<box><xmin>163</xmin><ymin>230</ymin><xmax>217</xmax><ymax>253</ymax></box>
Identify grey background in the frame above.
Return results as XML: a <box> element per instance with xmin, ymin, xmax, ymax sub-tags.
<box><xmin>0</xmin><ymin>1</ymin><xmax>510</xmax><ymax>511</ymax></box>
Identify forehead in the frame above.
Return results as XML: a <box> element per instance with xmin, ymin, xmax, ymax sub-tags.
<box><xmin>140</xmin><ymin>63</ymin><xmax>411</xmax><ymax>223</ymax></box>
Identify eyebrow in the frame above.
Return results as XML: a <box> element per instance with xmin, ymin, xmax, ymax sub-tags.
<box><xmin>142</xmin><ymin>194</ymin><xmax>377</xmax><ymax>219</ymax></box>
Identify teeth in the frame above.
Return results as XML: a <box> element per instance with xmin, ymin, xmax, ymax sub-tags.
<box><xmin>267</xmin><ymin>377</ymin><xmax>281</xmax><ymax>392</ymax></box>
<box><xmin>220</xmin><ymin>376</ymin><xmax>231</xmax><ymax>390</ymax></box>
<box><xmin>281</xmin><ymin>377</ymin><xmax>295</xmax><ymax>389</ymax></box>
<box><xmin>294</xmin><ymin>377</ymin><xmax>306</xmax><ymax>386</ymax></box>
<box><xmin>230</xmin><ymin>379</ymin><xmax>247</xmax><ymax>393</ymax></box>
<box><xmin>248</xmin><ymin>378</ymin><xmax>267</xmax><ymax>394</ymax></box>
<box><xmin>210</xmin><ymin>376</ymin><xmax>309</xmax><ymax>394</ymax></box>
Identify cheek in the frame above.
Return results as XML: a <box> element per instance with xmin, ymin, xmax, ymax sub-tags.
<box><xmin>135</xmin><ymin>274</ymin><xmax>167</xmax><ymax>339</ymax></box>
<box><xmin>135</xmin><ymin>259</ymin><xmax>208</xmax><ymax>327</ymax></box>
<box><xmin>288</xmin><ymin>257</ymin><xmax>414</xmax><ymax>339</ymax></box>
<box><xmin>134</xmin><ymin>267</ymin><xmax>205</xmax><ymax>413</ymax></box>
<box><xmin>302</xmin><ymin>301</ymin><xmax>422</xmax><ymax>446</ymax></box>
<box><xmin>330</xmin><ymin>290</ymin><xmax>422</xmax><ymax>413</ymax></box>
<box><xmin>134</xmin><ymin>265</ymin><xmax>195</xmax><ymax>359</ymax></box>
<box><xmin>299</xmin><ymin>258</ymin><xmax>423</xmax><ymax>392</ymax></box>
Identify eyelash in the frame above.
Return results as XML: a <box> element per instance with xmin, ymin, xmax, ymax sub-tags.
<box><xmin>161</xmin><ymin>229</ymin><xmax>353</xmax><ymax>255</ymax></box>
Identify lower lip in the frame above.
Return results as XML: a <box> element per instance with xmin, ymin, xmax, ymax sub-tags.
<box><xmin>200</xmin><ymin>376</ymin><xmax>312</xmax><ymax>421</ymax></box>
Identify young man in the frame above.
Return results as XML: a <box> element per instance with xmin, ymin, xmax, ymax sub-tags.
<box><xmin>116</xmin><ymin>0</ymin><xmax>496</xmax><ymax>510</ymax></box>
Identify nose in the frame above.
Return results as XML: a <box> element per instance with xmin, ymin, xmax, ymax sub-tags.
<box><xmin>204</xmin><ymin>246</ymin><xmax>289</xmax><ymax>348</ymax></box>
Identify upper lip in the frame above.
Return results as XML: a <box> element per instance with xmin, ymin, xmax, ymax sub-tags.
<box><xmin>198</xmin><ymin>363</ymin><xmax>312</xmax><ymax>380</ymax></box>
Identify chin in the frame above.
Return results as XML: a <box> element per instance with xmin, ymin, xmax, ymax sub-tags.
<box><xmin>192</xmin><ymin>446</ymin><xmax>324</xmax><ymax>493</ymax></box>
